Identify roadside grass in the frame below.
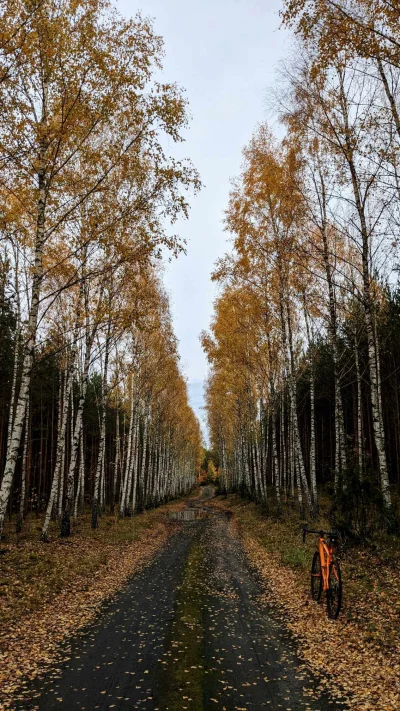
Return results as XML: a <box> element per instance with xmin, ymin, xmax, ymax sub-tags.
<box><xmin>0</xmin><ymin>499</ymin><xmax>185</xmax><ymax>630</ymax></box>
<box><xmin>212</xmin><ymin>493</ymin><xmax>400</xmax><ymax>710</ymax></box>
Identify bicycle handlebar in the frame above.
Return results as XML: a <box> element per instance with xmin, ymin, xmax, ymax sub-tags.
<box><xmin>302</xmin><ymin>524</ymin><xmax>340</xmax><ymax>543</ymax></box>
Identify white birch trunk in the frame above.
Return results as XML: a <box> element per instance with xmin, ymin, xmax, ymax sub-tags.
<box><xmin>42</xmin><ymin>359</ymin><xmax>74</xmax><ymax>540</ymax></box>
<box><xmin>289</xmin><ymin>399</ymin><xmax>295</xmax><ymax>499</ymax></box>
<box><xmin>119</xmin><ymin>391</ymin><xmax>135</xmax><ymax>517</ymax></box>
<box><xmin>111</xmin><ymin>408</ymin><xmax>120</xmax><ymax>514</ymax></box>
<box><xmin>7</xmin><ymin>326</ymin><xmax>20</xmax><ymax>457</ymax></box>
<box><xmin>79</xmin><ymin>426</ymin><xmax>85</xmax><ymax>511</ymax></box>
<box><xmin>304</xmin><ymin>304</ymin><xmax>317</xmax><ymax>513</ymax></box>
<box><xmin>280</xmin><ymin>392</ymin><xmax>286</xmax><ymax>497</ymax></box>
<box><xmin>0</xmin><ymin>156</ymin><xmax>47</xmax><ymax>536</ymax></box>
<box><xmin>340</xmin><ymin>78</ymin><xmax>391</xmax><ymax>509</ymax></box>
<box><xmin>295</xmin><ymin>454</ymin><xmax>304</xmax><ymax>518</ymax></box>
<box><xmin>16</xmin><ymin>398</ymin><xmax>29</xmax><ymax>534</ymax></box>
<box><xmin>271</xmin><ymin>408</ymin><xmax>281</xmax><ymax>510</ymax></box>
<box><xmin>92</xmin><ymin>329</ymin><xmax>110</xmax><ymax>529</ymax></box>
<box><xmin>60</xmin><ymin>328</ymin><xmax>93</xmax><ymax>536</ymax></box>
<box><xmin>131</xmin><ymin>412</ymin><xmax>140</xmax><ymax>514</ymax></box>
<box><xmin>318</xmin><ymin>169</ymin><xmax>346</xmax><ymax>484</ymax></box>
<box><xmin>252</xmin><ymin>435</ymin><xmax>261</xmax><ymax>502</ymax></box>
<box><xmin>284</xmin><ymin>297</ymin><xmax>313</xmax><ymax>512</ymax></box>
<box><xmin>140</xmin><ymin>417</ymin><xmax>148</xmax><ymax>507</ymax></box>
<box><xmin>354</xmin><ymin>334</ymin><xmax>363</xmax><ymax>476</ymax></box>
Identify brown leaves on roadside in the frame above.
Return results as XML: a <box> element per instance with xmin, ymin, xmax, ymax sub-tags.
<box><xmin>213</xmin><ymin>496</ymin><xmax>400</xmax><ymax>711</ymax></box>
<box><xmin>0</xmin><ymin>512</ymin><xmax>179</xmax><ymax>710</ymax></box>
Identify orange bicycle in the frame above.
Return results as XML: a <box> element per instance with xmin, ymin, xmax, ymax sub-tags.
<box><xmin>302</xmin><ymin>524</ymin><xmax>342</xmax><ymax>619</ymax></box>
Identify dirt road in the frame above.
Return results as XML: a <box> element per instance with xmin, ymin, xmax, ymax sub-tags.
<box><xmin>17</xmin><ymin>489</ymin><xmax>343</xmax><ymax>710</ymax></box>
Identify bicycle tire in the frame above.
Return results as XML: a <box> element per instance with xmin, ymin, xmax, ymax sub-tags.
<box><xmin>326</xmin><ymin>559</ymin><xmax>342</xmax><ymax>619</ymax></box>
<box><xmin>311</xmin><ymin>551</ymin><xmax>322</xmax><ymax>601</ymax></box>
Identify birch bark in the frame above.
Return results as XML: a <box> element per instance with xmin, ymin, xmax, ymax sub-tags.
<box><xmin>304</xmin><ymin>303</ymin><xmax>317</xmax><ymax>513</ymax></box>
<box><xmin>354</xmin><ymin>328</ymin><xmax>364</xmax><ymax>476</ymax></box>
<box><xmin>0</xmin><ymin>146</ymin><xmax>47</xmax><ymax>536</ymax></box>
<box><xmin>16</xmin><ymin>399</ymin><xmax>29</xmax><ymax>534</ymax></box>
<box><xmin>271</xmin><ymin>408</ymin><xmax>281</xmax><ymax>511</ymax></box>
<box><xmin>282</xmin><ymin>293</ymin><xmax>313</xmax><ymax>512</ymax></box>
<box><xmin>119</xmin><ymin>390</ymin><xmax>135</xmax><ymax>516</ymax></box>
<box><xmin>60</xmin><ymin>320</ymin><xmax>95</xmax><ymax>536</ymax></box>
<box><xmin>92</xmin><ymin>327</ymin><xmax>111</xmax><ymax>529</ymax></box>
<box><xmin>42</xmin><ymin>356</ymin><xmax>74</xmax><ymax>540</ymax></box>
<box><xmin>111</xmin><ymin>407</ymin><xmax>120</xmax><ymax>514</ymax></box>
<box><xmin>317</xmin><ymin>169</ymin><xmax>346</xmax><ymax>483</ymax></box>
<box><xmin>339</xmin><ymin>76</ymin><xmax>391</xmax><ymax>509</ymax></box>
<box><xmin>131</xmin><ymin>412</ymin><xmax>140</xmax><ymax>514</ymax></box>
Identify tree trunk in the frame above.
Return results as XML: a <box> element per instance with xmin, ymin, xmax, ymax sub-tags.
<box><xmin>304</xmin><ymin>303</ymin><xmax>317</xmax><ymax>514</ymax></box>
<box><xmin>377</xmin><ymin>57</ymin><xmax>400</xmax><ymax>139</ymax></box>
<box><xmin>285</xmin><ymin>297</ymin><xmax>313</xmax><ymax>512</ymax></box>
<box><xmin>339</xmin><ymin>76</ymin><xmax>391</xmax><ymax>510</ymax></box>
<box><xmin>119</xmin><ymin>385</ymin><xmax>135</xmax><ymax>517</ymax></box>
<box><xmin>354</xmin><ymin>332</ymin><xmax>363</xmax><ymax>476</ymax></box>
<box><xmin>318</xmin><ymin>170</ymin><xmax>346</xmax><ymax>484</ymax></box>
<box><xmin>79</xmin><ymin>426</ymin><xmax>85</xmax><ymax>511</ymax></box>
<box><xmin>60</xmin><ymin>325</ymin><xmax>93</xmax><ymax>537</ymax></box>
<box><xmin>0</xmin><ymin>159</ymin><xmax>47</xmax><ymax>537</ymax></box>
<box><xmin>131</xmin><ymin>413</ymin><xmax>140</xmax><ymax>515</ymax></box>
<box><xmin>111</xmin><ymin>407</ymin><xmax>120</xmax><ymax>514</ymax></box>
<box><xmin>42</xmin><ymin>358</ymin><xmax>74</xmax><ymax>540</ymax></box>
<box><xmin>16</xmin><ymin>398</ymin><xmax>29</xmax><ymax>534</ymax></box>
<box><xmin>271</xmin><ymin>407</ymin><xmax>281</xmax><ymax>512</ymax></box>
<box><xmin>92</xmin><ymin>328</ymin><xmax>110</xmax><ymax>529</ymax></box>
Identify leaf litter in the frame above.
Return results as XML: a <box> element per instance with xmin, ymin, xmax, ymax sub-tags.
<box><xmin>211</xmin><ymin>496</ymin><xmax>400</xmax><ymax>711</ymax></box>
<box><xmin>0</xmin><ymin>507</ymin><xmax>182</xmax><ymax>711</ymax></box>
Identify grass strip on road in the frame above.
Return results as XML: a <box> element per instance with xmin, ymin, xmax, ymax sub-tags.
<box><xmin>159</xmin><ymin>537</ymin><xmax>206</xmax><ymax>711</ymax></box>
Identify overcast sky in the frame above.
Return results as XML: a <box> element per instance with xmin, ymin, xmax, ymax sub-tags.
<box><xmin>118</xmin><ymin>0</ymin><xmax>290</xmax><ymax>442</ymax></box>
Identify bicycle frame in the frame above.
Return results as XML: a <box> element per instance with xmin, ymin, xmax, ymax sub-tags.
<box><xmin>318</xmin><ymin>536</ymin><xmax>334</xmax><ymax>591</ymax></box>
<box><xmin>304</xmin><ymin>525</ymin><xmax>342</xmax><ymax>618</ymax></box>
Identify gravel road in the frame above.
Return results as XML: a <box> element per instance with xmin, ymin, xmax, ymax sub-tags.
<box><xmin>18</xmin><ymin>489</ymin><xmax>343</xmax><ymax>711</ymax></box>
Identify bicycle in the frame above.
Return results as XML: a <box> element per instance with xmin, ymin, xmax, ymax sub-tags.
<box><xmin>302</xmin><ymin>524</ymin><xmax>342</xmax><ymax>619</ymax></box>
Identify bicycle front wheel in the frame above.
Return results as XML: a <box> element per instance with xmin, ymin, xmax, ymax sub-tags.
<box><xmin>326</xmin><ymin>559</ymin><xmax>342</xmax><ymax>619</ymax></box>
<box><xmin>311</xmin><ymin>551</ymin><xmax>322</xmax><ymax>601</ymax></box>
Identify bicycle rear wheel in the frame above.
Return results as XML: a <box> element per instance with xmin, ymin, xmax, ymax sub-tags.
<box><xmin>327</xmin><ymin>559</ymin><xmax>342</xmax><ymax>619</ymax></box>
<box><xmin>311</xmin><ymin>551</ymin><xmax>322</xmax><ymax>601</ymax></box>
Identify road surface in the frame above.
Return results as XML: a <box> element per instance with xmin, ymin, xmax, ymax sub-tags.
<box><xmin>17</xmin><ymin>488</ymin><xmax>344</xmax><ymax>710</ymax></box>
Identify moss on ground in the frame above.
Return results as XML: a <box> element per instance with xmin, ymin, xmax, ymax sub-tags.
<box><xmin>160</xmin><ymin>534</ymin><xmax>208</xmax><ymax>711</ymax></box>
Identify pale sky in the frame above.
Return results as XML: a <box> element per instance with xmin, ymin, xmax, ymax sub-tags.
<box><xmin>117</xmin><ymin>0</ymin><xmax>290</xmax><ymax>442</ymax></box>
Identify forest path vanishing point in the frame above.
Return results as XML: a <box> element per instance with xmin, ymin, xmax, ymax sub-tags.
<box><xmin>17</xmin><ymin>488</ymin><xmax>343</xmax><ymax>711</ymax></box>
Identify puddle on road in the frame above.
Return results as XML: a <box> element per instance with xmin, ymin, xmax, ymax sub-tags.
<box><xmin>168</xmin><ymin>508</ymin><xmax>233</xmax><ymax>522</ymax></box>
<box><xmin>168</xmin><ymin>508</ymin><xmax>210</xmax><ymax>521</ymax></box>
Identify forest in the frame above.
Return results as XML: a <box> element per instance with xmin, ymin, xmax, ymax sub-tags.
<box><xmin>0</xmin><ymin>0</ymin><xmax>202</xmax><ymax>542</ymax></box>
<box><xmin>203</xmin><ymin>0</ymin><xmax>400</xmax><ymax>536</ymax></box>
<box><xmin>1</xmin><ymin>2</ymin><xmax>400</xmax><ymax>710</ymax></box>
